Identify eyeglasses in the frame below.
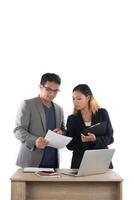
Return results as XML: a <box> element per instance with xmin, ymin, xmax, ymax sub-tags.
<box><xmin>43</xmin><ymin>86</ymin><xmax>60</xmax><ymax>93</ymax></box>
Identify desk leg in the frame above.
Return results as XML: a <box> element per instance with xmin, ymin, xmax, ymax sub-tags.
<box><xmin>11</xmin><ymin>181</ymin><xmax>26</xmax><ymax>200</ymax></box>
<box><xmin>117</xmin><ymin>181</ymin><xmax>123</xmax><ymax>200</ymax></box>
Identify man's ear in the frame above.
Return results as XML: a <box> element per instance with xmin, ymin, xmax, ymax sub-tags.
<box><xmin>39</xmin><ymin>84</ymin><xmax>42</xmax><ymax>89</ymax></box>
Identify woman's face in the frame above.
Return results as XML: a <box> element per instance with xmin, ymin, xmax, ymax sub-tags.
<box><xmin>72</xmin><ymin>91</ymin><xmax>90</xmax><ymax>111</ymax></box>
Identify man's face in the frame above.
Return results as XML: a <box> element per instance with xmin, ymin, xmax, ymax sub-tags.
<box><xmin>40</xmin><ymin>81</ymin><xmax>60</xmax><ymax>103</ymax></box>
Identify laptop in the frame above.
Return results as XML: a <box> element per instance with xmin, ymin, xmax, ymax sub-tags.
<box><xmin>62</xmin><ymin>149</ymin><xmax>115</xmax><ymax>176</ymax></box>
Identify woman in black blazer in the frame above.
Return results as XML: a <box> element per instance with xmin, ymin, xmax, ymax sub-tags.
<box><xmin>66</xmin><ymin>84</ymin><xmax>114</xmax><ymax>169</ymax></box>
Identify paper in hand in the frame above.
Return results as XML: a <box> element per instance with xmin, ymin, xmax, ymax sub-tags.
<box><xmin>45</xmin><ymin>130</ymin><xmax>72</xmax><ymax>149</ymax></box>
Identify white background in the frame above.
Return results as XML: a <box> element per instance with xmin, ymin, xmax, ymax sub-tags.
<box><xmin>0</xmin><ymin>0</ymin><xmax>134</xmax><ymax>199</ymax></box>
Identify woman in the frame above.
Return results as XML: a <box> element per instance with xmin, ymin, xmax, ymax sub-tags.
<box><xmin>66</xmin><ymin>84</ymin><xmax>114</xmax><ymax>169</ymax></box>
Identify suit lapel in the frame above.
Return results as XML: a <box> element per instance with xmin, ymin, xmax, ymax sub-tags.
<box><xmin>53</xmin><ymin>103</ymin><xmax>59</xmax><ymax>128</ymax></box>
<box><xmin>78</xmin><ymin>112</ymin><xmax>86</xmax><ymax>128</ymax></box>
<box><xmin>35</xmin><ymin>97</ymin><xmax>47</xmax><ymax>133</ymax></box>
<box><xmin>35</xmin><ymin>97</ymin><xmax>60</xmax><ymax>132</ymax></box>
<box><xmin>91</xmin><ymin>111</ymin><xmax>99</xmax><ymax>125</ymax></box>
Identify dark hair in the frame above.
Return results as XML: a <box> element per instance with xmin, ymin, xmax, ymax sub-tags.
<box><xmin>73</xmin><ymin>84</ymin><xmax>93</xmax><ymax>96</ymax></box>
<box><xmin>40</xmin><ymin>73</ymin><xmax>61</xmax><ymax>85</ymax></box>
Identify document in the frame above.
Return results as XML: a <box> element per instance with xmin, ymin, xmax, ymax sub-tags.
<box><xmin>23</xmin><ymin>167</ymin><xmax>54</xmax><ymax>173</ymax></box>
<box><xmin>45</xmin><ymin>130</ymin><xmax>72</xmax><ymax>149</ymax></box>
<box><xmin>83</xmin><ymin>121</ymin><xmax>107</xmax><ymax>136</ymax></box>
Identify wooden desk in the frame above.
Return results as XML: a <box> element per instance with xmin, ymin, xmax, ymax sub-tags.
<box><xmin>11</xmin><ymin>169</ymin><xmax>123</xmax><ymax>200</ymax></box>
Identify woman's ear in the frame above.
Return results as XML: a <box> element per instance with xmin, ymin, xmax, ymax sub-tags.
<box><xmin>87</xmin><ymin>95</ymin><xmax>90</xmax><ymax>101</ymax></box>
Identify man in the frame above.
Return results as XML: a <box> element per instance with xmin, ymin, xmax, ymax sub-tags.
<box><xmin>14</xmin><ymin>73</ymin><xmax>65</xmax><ymax>168</ymax></box>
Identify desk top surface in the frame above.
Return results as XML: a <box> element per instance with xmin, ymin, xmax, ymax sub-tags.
<box><xmin>10</xmin><ymin>168</ymin><xmax>123</xmax><ymax>182</ymax></box>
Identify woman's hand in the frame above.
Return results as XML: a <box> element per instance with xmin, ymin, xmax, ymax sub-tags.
<box><xmin>53</xmin><ymin>128</ymin><xmax>63</xmax><ymax>135</ymax></box>
<box><xmin>81</xmin><ymin>133</ymin><xmax>96</xmax><ymax>142</ymax></box>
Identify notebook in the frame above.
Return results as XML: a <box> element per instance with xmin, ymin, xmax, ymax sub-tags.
<box><xmin>62</xmin><ymin>149</ymin><xmax>115</xmax><ymax>177</ymax></box>
<box><xmin>23</xmin><ymin>167</ymin><xmax>54</xmax><ymax>173</ymax></box>
<box><xmin>83</xmin><ymin>121</ymin><xmax>107</xmax><ymax>136</ymax></box>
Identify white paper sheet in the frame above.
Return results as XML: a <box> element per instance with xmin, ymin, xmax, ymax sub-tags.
<box><xmin>45</xmin><ymin>130</ymin><xmax>72</xmax><ymax>149</ymax></box>
<box><xmin>23</xmin><ymin>167</ymin><xmax>54</xmax><ymax>172</ymax></box>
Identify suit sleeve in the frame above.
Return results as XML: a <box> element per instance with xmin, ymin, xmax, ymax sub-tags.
<box><xmin>66</xmin><ymin>116</ymin><xmax>80</xmax><ymax>151</ymax></box>
<box><xmin>94</xmin><ymin>109</ymin><xmax>114</xmax><ymax>148</ymax></box>
<box><xmin>82</xmin><ymin>109</ymin><xmax>114</xmax><ymax>149</ymax></box>
<box><xmin>13</xmin><ymin>100</ymin><xmax>37</xmax><ymax>151</ymax></box>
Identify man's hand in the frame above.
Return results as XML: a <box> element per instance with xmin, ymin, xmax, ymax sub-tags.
<box><xmin>35</xmin><ymin>137</ymin><xmax>49</xmax><ymax>149</ymax></box>
<box><xmin>81</xmin><ymin>133</ymin><xmax>96</xmax><ymax>142</ymax></box>
<box><xmin>53</xmin><ymin>128</ymin><xmax>62</xmax><ymax>135</ymax></box>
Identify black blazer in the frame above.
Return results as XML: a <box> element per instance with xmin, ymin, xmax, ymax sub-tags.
<box><xmin>66</xmin><ymin>108</ymin><xmax>114</xmax><ymax>168</ymax></box>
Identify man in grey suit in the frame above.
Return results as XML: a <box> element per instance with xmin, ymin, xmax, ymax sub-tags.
<box><xmin>14</xmin><ymin>73</ymin><xmax>65</xmax><ymax>168</ymax></box>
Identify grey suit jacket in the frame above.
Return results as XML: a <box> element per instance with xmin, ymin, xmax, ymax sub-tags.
<box><xmin>14</xmin><ymin>97</ymin><xmax>65</xmax><ymax>168</ymax></box>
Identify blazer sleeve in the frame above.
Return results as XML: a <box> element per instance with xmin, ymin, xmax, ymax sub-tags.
<box><xmin>83</xmin><ymin>109</ymin><xmax>114</xmax><ymax>149</ymax></box>
<box><xmin>13</xmin><ymin>100</ymin><xmax>37</xmax><ymax>151</ymax></box>
<box><xmin>66</xmin><ymin>116</ymin><xmax>82</xmax><ymax>151</ymax></box>
<box><xmin>94</xmin><ymin>109</ymin><xmax>114</xmax><ymax>148</ymax></box>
